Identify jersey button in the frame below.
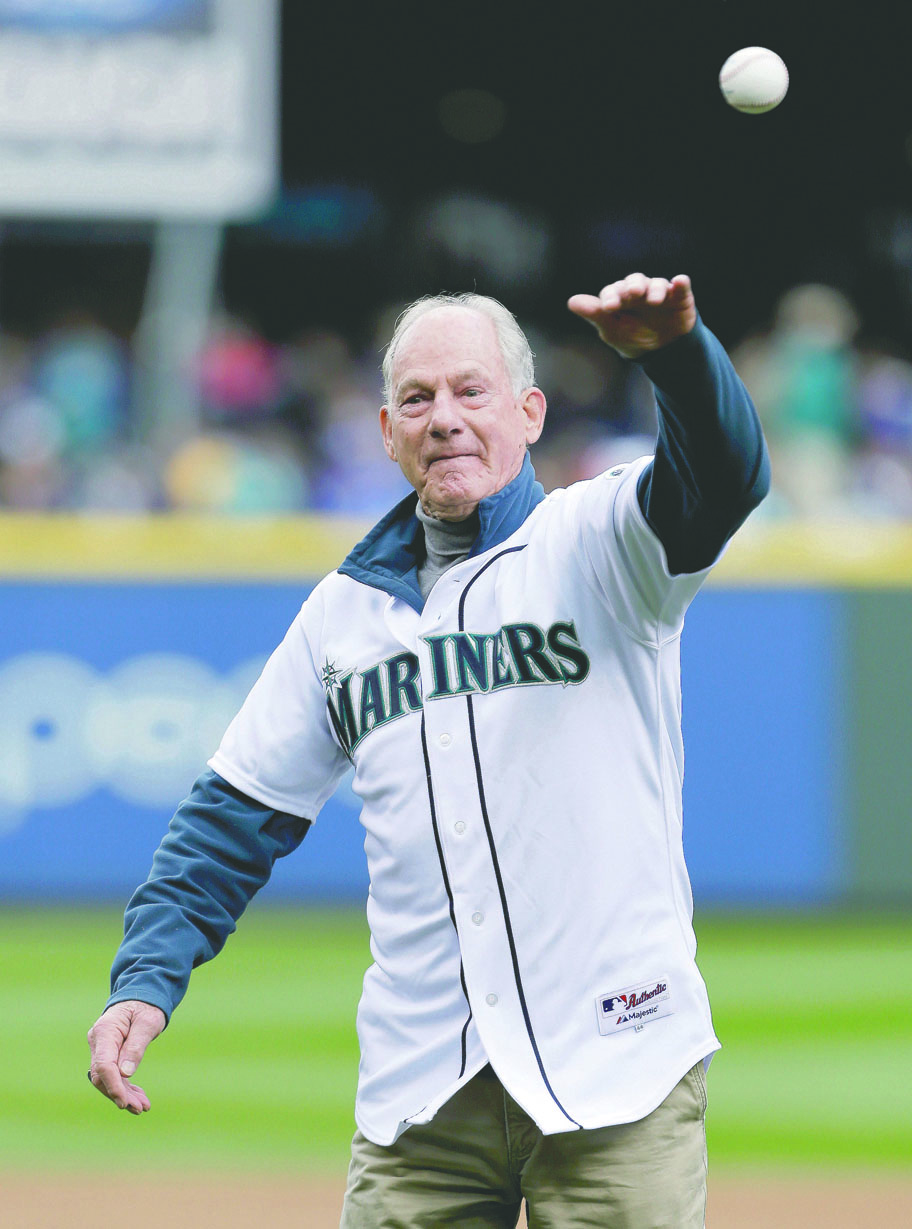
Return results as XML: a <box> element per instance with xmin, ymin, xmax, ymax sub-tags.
<box><xmin>486</xmin><ymin>993</ymin><xmax>498</xmax><ymax>1007</ymax></box>
<box><xmin>471</xmin><ymin>911</ymin><xmax>484</xmax><ymax>926</ymax></box>
<box><xmin>439</xmin><ymin>733</ymin><xmax>452</xmax><ymax>747</ymax></box>
<box><xmin>454</xmin><ymin>821</ymin><xmax>466</xmax><ymax>834</ymax></box>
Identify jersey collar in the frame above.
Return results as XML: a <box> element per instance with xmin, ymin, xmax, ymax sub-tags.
<box><xmin>338</xmin><ymin>452</ymin><xmax>545</xmax><ymax>613</ymax></box>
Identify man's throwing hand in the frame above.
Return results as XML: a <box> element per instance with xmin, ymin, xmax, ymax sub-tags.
<box><xmin>87</xmin><ymin>1000</ymin><xmax>166</xmax><ymax>1115</ymax></box>
<box><xmin>568</xmin><ymin>273</ymin><xmax>697</xmax><ymax>359</ymax></box>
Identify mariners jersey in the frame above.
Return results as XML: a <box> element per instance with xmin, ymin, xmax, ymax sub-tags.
<box><xmin>209</xmin><ymin>453</ymin><xmax>723</xmax><ymax>1145</ymax></box>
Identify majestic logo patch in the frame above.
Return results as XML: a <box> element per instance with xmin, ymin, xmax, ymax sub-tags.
<box><xmin>596</xmin><ymin>978</ymin><xmax>673</xmax><ymax>1036</ymax></box>
<box><xmin>324</xmin><ymin>620</ymin><xmax>590</xmax><ymax>755</ymax></box>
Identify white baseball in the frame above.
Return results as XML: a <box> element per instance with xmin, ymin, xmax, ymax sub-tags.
<box><xmin>719</xmin><ymin>47</ymin><xmax>789</xmax><ymax>114</ymax></box>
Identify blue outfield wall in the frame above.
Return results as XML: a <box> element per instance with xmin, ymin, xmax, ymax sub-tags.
<box><xmin>0</xmin><ymin>580</ymin><xmax>845</xmax><ymax>906</ymax></box>
<box><xmin>681</xmin><ymin>590</ymin><xmax>846</xmax><ymax>905</ymax></box>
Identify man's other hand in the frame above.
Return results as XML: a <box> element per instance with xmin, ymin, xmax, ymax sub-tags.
<box><xmin>87</xmin><ymin>1000</ymin><xmax>166</xmax><ymax>1115</ymax></box>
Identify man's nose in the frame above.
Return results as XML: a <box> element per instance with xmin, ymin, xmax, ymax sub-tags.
<box><xmin>428</xmin><ymin>393</ymin><xmax>463</xmax><ymax>434</ymax></box>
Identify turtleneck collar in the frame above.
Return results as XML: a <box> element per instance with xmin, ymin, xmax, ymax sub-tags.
<box><xmin>338</xmin><ymin>452</ymin><xmax>546</xmax><ymax>613</ymax></box>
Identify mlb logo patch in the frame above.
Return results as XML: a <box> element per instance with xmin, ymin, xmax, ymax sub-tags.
<box><xmin>595</xmin><ymin>978</ymin><xmax>673</xmax><ymax>1036</ymax></box>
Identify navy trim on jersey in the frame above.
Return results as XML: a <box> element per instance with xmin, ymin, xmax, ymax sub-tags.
<box><xmin>337</xmin><ymin>453</ymin><xmax>546</xmax><ymax>613</ymax></box>
<box><xmin>420</xmin><ymin>713</ymin><xmax>473</xmax><ymax>1080</ymax></box>
<box><xmin>457</xmin><ymin>546</ymin><xmax>583</xmax><ymax>1130</ymax></box>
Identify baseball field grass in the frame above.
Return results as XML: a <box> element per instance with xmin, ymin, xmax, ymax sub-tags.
<box><xmin>1</xmin><ymin>904</ymin><xmax>909</xmax><ymax>1176</ymax></box>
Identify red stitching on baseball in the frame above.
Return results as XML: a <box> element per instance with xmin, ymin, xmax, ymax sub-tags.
<box><xmin>720</xmin><ymin>50</ymin><xmax>785</xmax><ymax>85</ymax></box>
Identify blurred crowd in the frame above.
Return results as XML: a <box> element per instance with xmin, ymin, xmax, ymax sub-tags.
<box><xmin>2</xmin><ymin>283</ymin><xmax>912</xmax><ymax>519</ymax></box>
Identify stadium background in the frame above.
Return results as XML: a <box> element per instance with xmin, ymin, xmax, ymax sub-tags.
<box><xmin>1</xmin><ymin>1</ymin><xmax>910</xmax><ymax>1225</ymax></box>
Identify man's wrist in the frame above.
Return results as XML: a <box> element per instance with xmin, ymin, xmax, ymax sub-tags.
<box><xmin>633</xmin><ymin>316</ymin><xmax>707</xmax><ymax>372</ymax></box>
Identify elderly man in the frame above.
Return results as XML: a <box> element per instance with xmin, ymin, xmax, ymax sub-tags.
<box><xmin>88</xmin><ymin>273</ymin><xmax>768</xmax><ymax>1228</ymax></box>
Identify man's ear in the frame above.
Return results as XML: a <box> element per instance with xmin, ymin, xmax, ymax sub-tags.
<box><xmin>380</xmin><ymin>406</ymin><xmax>397</xmax><ymax>462</ymax></box>
<box><xmin>522</xmin><ymin>387</ymin><xmax>547</xmax><ymax>446</ymax></box>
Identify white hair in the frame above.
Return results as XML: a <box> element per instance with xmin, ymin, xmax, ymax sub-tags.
<box><xmin>382</xmin><ymin>292</ymin><xmax>536</xmax><ymax>405</ymax></box>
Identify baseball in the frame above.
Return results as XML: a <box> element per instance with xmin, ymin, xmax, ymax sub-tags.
<box><xmin>719</xmin><ymin>47</ymin><xmax>789</xmax><ymax>114</ymax></box>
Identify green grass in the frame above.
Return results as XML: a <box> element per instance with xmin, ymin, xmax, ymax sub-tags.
<box><xmin>0</xmin><ymin>906</ymin><xmax>909</xmax><ymax>1174</ymax></box>
<box><xmin>0</xmin><ymin>906</ymin><xmax>367</xmax><ymax>1174</ymax></box>
<box><xmin>697</xmin><ymin>912</ymin><xmax>912</xmax><ymax>1169</ymax></box>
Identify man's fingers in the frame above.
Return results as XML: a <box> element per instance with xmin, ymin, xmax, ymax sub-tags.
<box><xmin>87</xmin><ymin>1014</ymin><xmax>128</xmax><ymax>1104</ymax></box>
<box><xmin>617</xmin><ymin>272</ymin><xmax>650</xmax><ymax>300</ymax></box>
<box><xmin>595</xmin><ymin>274</ymin><xmax>662</xmax><ymax>311</ymax></box>
<box><xmin>569</xmin><ymin>273</ymin><xmax>696</xmax><ymax>348</ymax></box>
<box><xmin>599</xmin><ymin>284</ymin><xmax>623</xmax><ymax>309</ymax></box>
<box><xmin>567</xmin><ymin>293</ymin><xmax>603</xmax><ymax>318</ymax></box>
<box><xmin>89</xmin><ymin>1055</ymin><xmax>132</xmax><ymax>1109</ymax></box>
<box><xmin>92</xmin><ymin>1068</ymin><xmax>151</xmax><ymax>1115</ymax></box>
<box><xmin>89</xmin><ymin>1056</ymin><xmax>150</xmax><ymax>1113</ymax></box>
<box><xmin>122</xmin><ymin>1079</ymin><xmax>152</xmax><ymax>1114</ymax></box>
<box><xmin>571</xmin><ymin>275</ymin><xmax>667</xmax><ymax>317</ymax></box>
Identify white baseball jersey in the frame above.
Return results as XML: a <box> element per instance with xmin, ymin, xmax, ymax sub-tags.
<box><xmin>210</xmin><ymin>455</ymin><xmax>721</xmax><ymax>1146</ymax></box>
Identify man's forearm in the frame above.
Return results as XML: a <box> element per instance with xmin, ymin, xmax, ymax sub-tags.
<box><xmin>107</xmin><ymin>769</ymin><xmax>312</xmax><ymax>1020</ymax></box>
<box><xmin>635</xmin><ymin>317</ymin><xmax>770</xmax><ymax>574</ymax></box>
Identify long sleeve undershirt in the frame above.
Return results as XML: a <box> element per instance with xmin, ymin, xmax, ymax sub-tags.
<box><xmin>635</xmin><ymin>316</ymin><xmax>769</xmax><ymax>574</ymax></box>
<box><xmin>107</xmin><ymin>771</ymin><xmax>311</xmax><ymax>1021</ymax></box>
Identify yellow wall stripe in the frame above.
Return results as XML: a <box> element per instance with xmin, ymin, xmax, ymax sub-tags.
<box><xmin>1</xmin><ymin>514</ymin><xmax>912</xmax><ymax>587</ymax></box>
<box><xmin>712</xmin><ymin>521</ymin><xmax>912</xmax><ymax>587</ymax></box>
<box><xmin>0</xmin><ymin>514</ymin><xmax>369</xmax><ymax>581</ymax></box>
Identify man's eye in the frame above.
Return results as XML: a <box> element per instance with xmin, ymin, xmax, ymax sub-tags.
<box><xmin>462</xmin><ymin>387</ymin><xmax>482</xmax><ymax>398</ymax></box>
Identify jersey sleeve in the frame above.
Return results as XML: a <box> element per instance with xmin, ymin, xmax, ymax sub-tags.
<box><xmin>564</xmin><ymin>457</ymin><xmax>713</xmax><ymax>641</ymax></box>
<box><xmin>208</xmin><ymin>584</ymin><xmax>350</xmax><ymax>820</ymax></box>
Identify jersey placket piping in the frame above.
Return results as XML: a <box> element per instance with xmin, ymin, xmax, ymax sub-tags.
<box><xmin>456</xmin><ymin>545</ymin><xmax>582</xmax><ymax>1131</ymax></box>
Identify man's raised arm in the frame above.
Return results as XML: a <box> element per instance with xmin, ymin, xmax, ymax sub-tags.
<box><xmin>569</xmin><ymin>272</ymin><xmax>770</xmax><ymax>573</ymax></box>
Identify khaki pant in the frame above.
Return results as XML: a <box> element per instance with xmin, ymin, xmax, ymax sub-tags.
<box><xmin>340</xmin><ymin>1062</ymin><xmax>708</xmax><ymax>1228</ymax></box>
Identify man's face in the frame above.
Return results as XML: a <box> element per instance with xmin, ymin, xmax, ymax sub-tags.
<box><xmin>380</xmin><ymin>307</ymin><xmax>546</xmax><ymax>521</ymax></box>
